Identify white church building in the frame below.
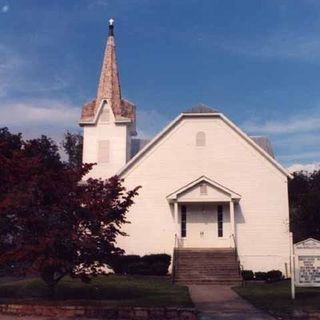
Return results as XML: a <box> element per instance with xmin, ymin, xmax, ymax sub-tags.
<box><xmin>80</xmin><ymin>21</ymin><xmax>292</xmax><ymax>282</ymax></box>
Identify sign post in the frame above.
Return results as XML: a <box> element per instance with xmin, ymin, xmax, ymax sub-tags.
<box><xmin>289</xmin><ymin>233</ymin><xmax>295</xmax><ymax>299</ymax></box>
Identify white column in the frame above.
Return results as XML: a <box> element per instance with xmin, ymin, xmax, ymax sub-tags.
<box><xmin>229</xmin><ymin>200</ymin><xmax>235</xmax><ymax>246</ymax></box>
<box><xmin>174</xmin><ymin>201</ymin><xmax>179</xmax><ymax>237</ymax></box>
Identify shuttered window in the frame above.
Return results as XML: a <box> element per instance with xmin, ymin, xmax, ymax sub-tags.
<box><xmin>217</xmin><ymin>205</ymin><xmax>223</xmax><ymax>237</ymax></box>
<box><xmin>97</xmin><ymin>140</ymin><xmax>110</xmax><ymax>163</ymax></box>
<box><xmin>196</xmin><ymin>131</ymin><xmax>206</xmax><ymax>146</ymax></box>
<box><xmin>181</xmin><ymin>206</ymin><xmax>187</xmax><ymax>238</ymax></box>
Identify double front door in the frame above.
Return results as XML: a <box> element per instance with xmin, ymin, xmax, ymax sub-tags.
<box><xmin>179</xmin><ymin>203</ymin><xmax>230</xmax><ymax>248</ymax></box>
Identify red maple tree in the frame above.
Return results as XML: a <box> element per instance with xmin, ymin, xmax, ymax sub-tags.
<box><xmin>0</xmin><ymin>128</ymin><xmax>140</xmax><ymax>295</ymax></box>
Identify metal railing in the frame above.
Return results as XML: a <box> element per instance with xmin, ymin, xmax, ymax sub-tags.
<box><xmin>171</xmin><ymin>234</ymin><xmax>179</xmax><ymax>284</ymax></box>
<box><xmin>231</xmin><ymin>233</ymin><xmax>243</xmax><ymax>277</ymax></box>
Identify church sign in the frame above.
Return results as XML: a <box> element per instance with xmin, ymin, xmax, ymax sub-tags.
<box><xmin>290</xmin><ymin>236</ymin><xmax>320</xmax><ymax>299</ymax></box>
<box><xmin>294</xmin><ymin>238</ymin><xmax>320</xmax><ymax>287</ymax></box>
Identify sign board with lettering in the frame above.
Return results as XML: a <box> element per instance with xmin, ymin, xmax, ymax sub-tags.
<box><xmin>294</xmin><ymin>238</ymin><xmax>320</xmax><ymax>287</ymax></box>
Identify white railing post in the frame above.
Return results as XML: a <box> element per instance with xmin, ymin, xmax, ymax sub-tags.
<box><xmin>174</xmin><ymin>201</ymin><xmax>179</xmax><ymax>237</ymax></box>
<box><xmin>229</xmin><ymin>200</ymin><xmax>235</xmax><ymax>247</ymax></box>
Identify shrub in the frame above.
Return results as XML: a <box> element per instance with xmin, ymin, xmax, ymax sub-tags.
<box><xmin>109</xmin><ymin>255</ymin><xmax>140</xmax><ymax>274</ymax></box>
<box><xmin>142</xmin><ymin>254</ymin><xmax>171</xmax><ymax>266</ymax></box>
<box><xmin>151</xmin><ymin>262</ymin><xmax>169</xmax><ymax>276</ymax></box>
<box><xmin>127</xmin><ymin>262</ymin><xmax>151</xmax><ymax>275</ymax></box>
<box><xmin>254</xmin><ymin>272</ymin><xmax>268</xmax><ymax>281</ymax></box>
<box><xmin>110</xmin><ymin>254</ymin><xmax>171</xmax><ymax>276</ymax></box>
<box><xmin>266</xmin><ymin>270</ymin><xmax>283</xmax><ymax>282</ymax></box>
<box><xmin>241</xmin><ymin>270</ymin><xmax>254</xmax><ymax>280</ymax></box>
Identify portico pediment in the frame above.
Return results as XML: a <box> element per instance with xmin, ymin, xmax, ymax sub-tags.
<box><xmin>167</xmin><ymin>176</ymin><xmax>241</xmax><ymax>203</ymax></box>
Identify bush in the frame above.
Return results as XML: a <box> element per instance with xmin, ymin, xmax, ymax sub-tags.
<box><xmin>142</xmin><ymin>254</ymin><xmax>171</xmax><ymax>266</ymax></box>
<box><xmin>254</xmin><ymin>272</ymin><xmax>268</xmax><ymax>281</ymax></box>
<box><xmin>109</xmin><ymin>255</ymin><xmax>140</xmax><ymax>274</ymax></box>
<box><xmin>127</xmin><ymin>262</ymin><xmax>151</xmax><ymax>275</ymax></box>
<box><xmin>266</xmin><ymin>270</ymin><xmax>283</xmax><ymax>282</ymax></box>
<box><xmin>151</xmin><ymin>262</ymin><xmax>169</xmax><ymax>276</ymax></box>
<box><xmin>241</xmin><ymin>270</ymin><xmax>254</xmax><ymax>280</ymax></box>
<box><xmin>110</xmin><ymin>254</ymin><xmax>171</xmax><ymax>276</ymax></box>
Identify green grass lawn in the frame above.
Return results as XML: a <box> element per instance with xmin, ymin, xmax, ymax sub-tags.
<box><xmin>0</xmin><ymin>275</ymin><xmax>193</xmax><ymax>307</ymax></box>
<box><xmin>234</xmin><ymin>280</ymin><xmax>320</xmax><ymax>318</ymax></box>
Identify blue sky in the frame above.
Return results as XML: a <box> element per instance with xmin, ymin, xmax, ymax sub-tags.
<box><xmin>0</xmin><ymin>0</ymin><xmax>320</xmax><ymax>170</ymax></box>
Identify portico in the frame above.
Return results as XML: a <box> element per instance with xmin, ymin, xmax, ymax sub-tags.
<box><xmin>167</xmin><ymin>176</ymin><xmax>241</xmax><ymax>248</ymax></box>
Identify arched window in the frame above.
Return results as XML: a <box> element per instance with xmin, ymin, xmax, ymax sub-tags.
<box><xmin>196</xmin><ymin>131</ymin><xmax>206</xmax><ymax>146</ymax></box>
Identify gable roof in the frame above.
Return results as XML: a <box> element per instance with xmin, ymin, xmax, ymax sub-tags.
<box><xmin>250</xmin><ymin>136</ymin><xmax>274</xmax><ymax>158</ymax></box>
<box><xmin>184</xmin><ymin>104</ymin><xmax>219</xmax><ymax>114</ymax></box>
<box><xmin>294</xmin><ymin>238</ymin><xmax>320</xmax><ymax>248</ymax></box>
<box><xmin>117</xmin><ymin>108</ymin><xmax>292</xmax><ymax>178</ymax></box>
<box><xmin>167</xmin><ymin>176</ymin><xmax>241</xmax><ymax>202</ymax></box>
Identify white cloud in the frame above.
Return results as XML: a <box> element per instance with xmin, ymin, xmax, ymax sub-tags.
<box><xmin>220</xmin><ymin>32</ymin><xmax>320</xmax><ymax>62</ymax></box>
<box><xmin>278</xmin><ymin>151</ymin><xmax>320</xmax><ymax>162</ymax></box>
<box><xmin>0</xmin><ymin>100</ymin><xmax>81</xmax><ymax>153</ymax></box>
<box><xmin>242</xmin><ymin>111</ymin><xmax>320</xmax><ymax>166</ymax></box>
<box><xmin>0</xmin><ymin>44</ymin><xmax>24</xmax><ymax>97</ymax></box>
<box><xmin>1</xmin><ymin>5</ymin><xmax>9</xmax><ymax>13</ymax></box>
<box><xmin>0</xmin><ymin>100</ymin><xmax>79</xmax><ymax>127</ymax></box>
<box><xmin>287</xmin><ymin>163</ymin><xmax>320</xmax><ymax>173</ymax></box>
<box><xmin>243</xmin><ymin>113</ymin><xmax>320</xmax><ymax>135</ymax></box>
<box><xmin>0</xmin><ymin>44</ymin><xmax>70</xmax><ymax>98</ymax></box>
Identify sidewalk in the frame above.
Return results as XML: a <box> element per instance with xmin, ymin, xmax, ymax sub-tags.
<box><xmin>189</xmin><ymin>285</ymin><xmax>275</xmax><ymax>320</ymax></box>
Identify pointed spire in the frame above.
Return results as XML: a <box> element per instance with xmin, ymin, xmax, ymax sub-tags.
<box><xmin>95</xmin><ymin>18</ymin><xmax>121</xmax><ymax>113</ymax></box>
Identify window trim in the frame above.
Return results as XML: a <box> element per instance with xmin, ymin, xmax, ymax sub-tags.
<box><xmin>217</xmin><ymin>205</ymin><xmax>223</xmax><ymax>238</ymax></box>
<box><xmin>181</xmin><ymin>205</ymin><xmax>187</xmax><ymax>238</ymax></box>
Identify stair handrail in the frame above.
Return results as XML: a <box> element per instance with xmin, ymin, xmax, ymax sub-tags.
<box><xmin>171</xmin><ymin>233</ymin><xmax>179</xmax><ymax>284</ymax></box>
<box><xmin>231</xmin><ymin>233</ymin><xmax>243</xmax><ymax>277</ymax></box>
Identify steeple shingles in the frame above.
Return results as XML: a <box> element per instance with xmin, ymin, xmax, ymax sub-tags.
<box><xmin>80</xmin><ymin>19</ymin><xmax>136</xmax><ymax>127</ymax></box>
<box><xmin>96</xmin><ymin>21</ymin><xmax>121</xmax><ymax>114</ymax></box>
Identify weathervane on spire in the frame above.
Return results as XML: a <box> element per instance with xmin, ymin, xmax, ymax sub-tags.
<box><xmin>109</xmin><ymin>18</ymin><xmax>114</xmax><ymax>36</ymax></box>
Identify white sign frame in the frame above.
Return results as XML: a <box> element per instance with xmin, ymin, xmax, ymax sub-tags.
<box><xmin>290</xmin><ymin>235</ymin><xmax>320</xmax><ymax>299</ymax></box>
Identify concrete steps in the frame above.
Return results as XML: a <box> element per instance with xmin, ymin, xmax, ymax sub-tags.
<box><xmin>173</xmin><ymin>248</ymin><xmax>242</xmax><ymax>285</ymax></box>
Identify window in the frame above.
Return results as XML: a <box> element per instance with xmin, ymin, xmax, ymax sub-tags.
<box><xmin>196</xmin><ymin>131</ymin><xmax>206</xmax><ymax>146</ymax></box>
<box><xmin>217</xmin><ymin>205</ymin><xmax>223</xmax><ymax>237</ymax></box>
<box><xmin>200</xmin><ymin>183</ymin><xmax>207</xmax><ymax>195</ymax></box>
<box><xmin>97</xmin><ymin>140</ymin><xmax>110</xmax><ymax>163</ymax></box>
<box><xmin>100</xmin><ymin>107</ymin><xmax>110</xmax><ymax>123</ymax></box>
<box><xmin>181</xmin><ymin>206</ymin><xmax>187</xmax><ymax>238</ymax></box>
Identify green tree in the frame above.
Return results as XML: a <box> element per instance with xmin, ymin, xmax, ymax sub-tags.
<box><xmin>289</xmin><ymin>170</ymin><xmax>320</xmax><ymax>242</ymax></box>
<box><xmin>61</xmin><ymin>131</ymin><xmax>83</xmax><ymax>168</ymax></box>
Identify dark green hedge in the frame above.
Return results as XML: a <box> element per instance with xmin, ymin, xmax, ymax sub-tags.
<box><xmin>109</xmin><ymin>254</ymin><xmax>171</xmax><ymax>276</ymax></box>
<box><xmin>254</xmin><ymin>271</ymin><xmax>268</xmax><ymax>281</ymax></box>
<box><xmin>266</xmin><ymin>270</ymin><xmax>283</xmax><ymax>282</ymax></box>
<box><xmin>242</xmin><ymin>270</ymin><xmax>283</xmax><ymax>282</ymax></box>
<box><xmin>241</xmin><ymin>270</ymin><xmax>254</xmax><ymax>280</ymax></box>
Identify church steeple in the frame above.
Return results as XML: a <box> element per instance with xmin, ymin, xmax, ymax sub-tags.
<box><xmin>80</xmin><ymin>19</ymin><xmax>136</xmax><ymax>133</ymax></box>
<box><xmin>95</xmin><ymin>18</ymin><xmax>121</xmax><ymax>113</ymax></box>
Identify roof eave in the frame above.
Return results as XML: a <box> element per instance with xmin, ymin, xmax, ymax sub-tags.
<box><xmin>166</xmin><ymin>175</ymin><xmax>242</xmax><ymax>202</ymax></box>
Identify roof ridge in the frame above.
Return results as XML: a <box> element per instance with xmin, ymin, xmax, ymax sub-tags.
<box><xmin>183</xmin><ymin>104</ymin><xmax>219</xmax><ymax>114</ymax></box>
